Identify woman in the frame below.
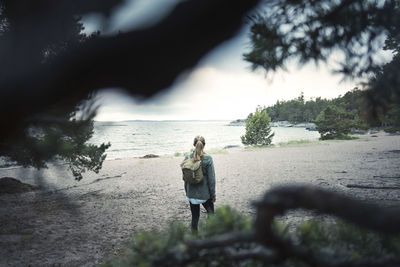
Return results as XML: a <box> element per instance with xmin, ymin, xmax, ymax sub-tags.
<box><xmin>184</xmin><ymin>135</ymin><xmax>216</xmax><ymax>231</ymax></box>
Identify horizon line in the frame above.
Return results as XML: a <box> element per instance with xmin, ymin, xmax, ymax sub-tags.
<box><xmin>94</xmin><ymin>119</ymin><xmax>238</xmax><ymax>122</ymax></box>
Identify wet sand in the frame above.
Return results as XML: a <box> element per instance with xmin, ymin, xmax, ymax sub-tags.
<box><xmin>1</xmin><ymin>132</ymin><xmax>399</xmax><ymax>266</ymax></box>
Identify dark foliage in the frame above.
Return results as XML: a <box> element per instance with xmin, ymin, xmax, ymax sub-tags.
<box><xmin>263</xmin><ymin>88</ymin><xmax>400</xmax><ymax>133</ymax></box>
<box><xmin>0</xmin><ymin>98</ymin><xmax>111</xmax><ymax>180</ymax></box>
<box><xmin>314</xmin><ymin>105</ymin><xmax>356</xmax><ymax>140</ymax></box>
<box><xmin>264</xmin><ymin>90</ymin><xmax>365</xmax><ymax>124</ymax></box>
<box><xmin>365</xmin><ymin>54</ymin><xmax>400</xmax><ymax>122</ymax></box>
<box><xmin>0</xmin><ymin>0</ymin><xmax>261</xmax><ymax>179</ymax></box>
<box><xmin>245</xmin><ymin>0</ymin><xmax>400</xmax><ymax>118</ymax></box>
<box><xmin>0</xmin><ymin>4</ymin><xmax>111</xmax><ymax>179</ymax></box>
<box><xmin>245</xmin><ymin>0</ymin><xmax>398</xmax><ymax>76</ymax></box>
<box><xmin>0</xmin><ymin>0</ymin><xmax>261</xmax><ymax>144</ymax></box>
<box><xmin>265</xmin><ymin>93</ymin><xmax>331</xmax><ymax>123</ymax></box>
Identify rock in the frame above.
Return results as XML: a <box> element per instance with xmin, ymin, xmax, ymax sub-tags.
<box><xmin>140</xmin><ymin>154</ymin><xmax>159</xmax><ymax>159</ymax></box>
<box><xmin>223</xmin><ymin>145</ymin><xmax>240</xmax><ymax>149</ymax></box>
<box><xmin>0</xmin><ymin>177</ymin><xmax>39</xmax><ymax>195</ymax></box>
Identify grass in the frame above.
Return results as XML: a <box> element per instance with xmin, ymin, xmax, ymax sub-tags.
<box><xmin>244</xmin><ymin>136</ymin><xmax>361</xmax><ymax>149</ymax></box>
<box><xmin>321</xmin><ymin>135</ymin><xmax>360</xmax><ymax>141</ymax></box>
<box><xmin>278</xmin><ymin>139</ymin><xmax>320</xmax><ymax>147</ymax></box>
<box><xmin>243</xmin><ymin>139</ymin><xmax>320</xmax><ymax>149</ymax></box>
<box><xmin>332</xmin><ymin>135</ymin><xmax>359</xmax><ymax>140</ymax></box>
<box><xmin>244</xmin><ymin>144</ymin><xmax>275</xmax><ymax>150</ymax></box>
<box><xmin>173</xmin><ymin>152</ymin><xmax>183</xmax><ymax>157</ymax></box>
<box><xmin>278</xmin><ymin>136</ymin><xmax>360</xmax><ymax>147</ymax></box>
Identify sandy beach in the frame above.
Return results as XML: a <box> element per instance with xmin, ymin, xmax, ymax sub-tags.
<box><xmin>1</xmin><ymin>132</ymin><xmax>400</xmax><ymax>266</ymax></box>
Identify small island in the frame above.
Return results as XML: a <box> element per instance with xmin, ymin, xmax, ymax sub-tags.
<box><xmin>227</xmin><ymin>119</ymin><xmax>246</xmax><ymax>126</ymax></box>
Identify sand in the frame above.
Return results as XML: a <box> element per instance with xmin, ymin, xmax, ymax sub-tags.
<box><xmin>1</xmin><ymin>132</ymin><xmax>400</xmax><ymax>266</ymax></box>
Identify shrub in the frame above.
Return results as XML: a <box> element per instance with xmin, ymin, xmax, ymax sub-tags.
<box><xmin>104</xmin><ymin>206</ymin><xmax>252</xmax><ymax>267</ymax></box>
<box><xmin>315</xmin><ymin>105</ymin><xmax>355</xmax><ymax>140</ymax></box>
<box><xmin>104</xmin><ymin>206</ymin><xmax>400</xmax><ymax>267</ymax></box>
<box><xmin>241</xmin><ymin>106</ymin><xmax>274</xmax><ymax>146</ymax></box>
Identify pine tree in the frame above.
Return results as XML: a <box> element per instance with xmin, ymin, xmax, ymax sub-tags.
<box><xmin>241</xmin><ymin>106</ymin><xmax>274</xmax><ymax>146</ymax></box>
<box><xmin>315</xmin><ymin>105</ymin><xmax>355</xmax><ymax>140</ymax></box>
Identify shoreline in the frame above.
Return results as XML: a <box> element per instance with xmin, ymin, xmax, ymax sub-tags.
<box><xmin>104</xmin><ymin>131</ymin><xmax>386</xmax><ymax>160</ymax></box>
<box><xmin>103</xmin><ymin>136</ymin><xmax>331</xmax><ymax>161</ymax></box>
<box><xmin>1</xmin><ymin>131</ymin><xmax>399</xmax><ymax>266</ymax></box>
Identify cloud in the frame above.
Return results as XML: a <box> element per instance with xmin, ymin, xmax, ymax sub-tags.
<box><xmin>90</xmin><ymin>8</ymin><xmax>355</xmax><ymax>122</ymax></box>
<box><xmin>95</xmin><ymin>62</ymin><xmax>354</xmax><ymax>121</ymax></box>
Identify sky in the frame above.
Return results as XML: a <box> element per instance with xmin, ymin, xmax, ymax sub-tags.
<box><xmin>85</xmin><ymin>0</ymin><xmax>357</xmax><ymax>122</ymax></box>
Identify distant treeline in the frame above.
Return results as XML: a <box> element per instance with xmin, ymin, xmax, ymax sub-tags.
<box><xmin>252</xmin><ymin>88</ymin><xmax>400</xmax><ymax>131</ymax></box>
<box><xmin>264</xmin><ymin>90</ymin><xmax>362</xmax><ymax>123</ymax></box>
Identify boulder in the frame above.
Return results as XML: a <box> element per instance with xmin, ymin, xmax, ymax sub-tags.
<box><xmin>0</xmin><ymin>177</ymin><xmax>39</xmax><ymax>195</ymax></box>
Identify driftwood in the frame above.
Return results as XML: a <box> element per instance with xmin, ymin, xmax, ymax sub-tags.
<box><xmin>155</xmin><ymin>185</ymin><xmax>400</xmax><ymax>266</ymax></box>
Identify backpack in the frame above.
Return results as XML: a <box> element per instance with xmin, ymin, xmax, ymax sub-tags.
<box><xmin>180</xmin><ymin>157</ymin><xmax>203</xmax><ymax>184</ymax></box>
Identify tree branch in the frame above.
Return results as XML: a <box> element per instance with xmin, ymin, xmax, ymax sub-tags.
<box><xmin>0</xmin><ymin>0</ymin><xmax>260</xmax><ymax>141</ymax></box>
<box><xmin>253</xmin><ymin>185</ymin><xmax>400</xmax><ymax>237</ymax></box>
<box><xmin>152</xmin><ymin>185</ymin><xmax>400</xmax><ymax>266</ymax></box>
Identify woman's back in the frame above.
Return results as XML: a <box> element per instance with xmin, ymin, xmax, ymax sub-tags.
<box><xmin>184</xmin><ymin>153</ymin><xmax>215</xmax><ymax>200</ymax></box>
<box><xmin>184</xmin><ymin>135</ymin><xmax>216</xmax><ymax>231</ymax></box>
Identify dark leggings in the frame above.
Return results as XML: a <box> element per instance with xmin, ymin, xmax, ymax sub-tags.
<box><xmin>189</xmin><ymin>199</ymin><xmax>214</xmax><ymax>231</ymax></box>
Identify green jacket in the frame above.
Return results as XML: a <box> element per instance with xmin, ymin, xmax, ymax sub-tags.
<box><xmin>184</xmin><ymin>153</ymin><xmax>216</xmax><ymax>200</ymax></box>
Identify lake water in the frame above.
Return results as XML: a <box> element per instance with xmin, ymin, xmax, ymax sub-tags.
<box><xmin>90</xmin><ymin>121</ymin><xmax>320</xmax><ymax>159</ymax></box>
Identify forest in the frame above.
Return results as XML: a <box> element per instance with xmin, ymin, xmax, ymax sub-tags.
<box><xmin>261</xmin><ymin>89</ymin><xmax>400</xmax><ymax>132</ymax></box>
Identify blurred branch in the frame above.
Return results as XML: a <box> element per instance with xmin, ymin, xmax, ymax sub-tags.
<box><xmin>254</xmin><ymin>185</ymin><xmax>400</xmax><ymax>235</ymax></box>
<box><xmin>0</xmin><ymin>0</ymin><xmax>260</xmax><ymax>141</ymax></box>
<box><xmin>161</xmin><ymin>185</ymin><xmax>400</xmax><ymax>266</ymax></box>
<box><xmin>365</xmin><ymin>55</ymin><xmax>400</xmax><ymax>120</ymax></box>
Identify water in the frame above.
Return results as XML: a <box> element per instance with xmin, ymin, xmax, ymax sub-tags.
<box><xmin>90</xmin><ymin>121</ymin><xmax>320</xmax><ymax>159</ymax></box>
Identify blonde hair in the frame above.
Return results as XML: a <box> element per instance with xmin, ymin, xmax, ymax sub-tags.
<box><xmin>193</xmin><ymin>135</ymin><xmax>205</xmax><ymax>162</ymax></box>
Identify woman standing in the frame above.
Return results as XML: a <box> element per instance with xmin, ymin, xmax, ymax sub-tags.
<box><xmin>184</xmin><ymin>136</ymin><xmax>216</xmax><ymax>232</ymax></box>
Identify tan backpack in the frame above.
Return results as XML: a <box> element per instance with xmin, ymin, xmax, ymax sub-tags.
<box><xmin>180</xmin><ymin>158</ymin><xmax>203</xmax><ymax>184</ymax></box>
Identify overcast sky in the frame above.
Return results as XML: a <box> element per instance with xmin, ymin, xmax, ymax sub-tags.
<box><xmin>86</xmin><ymin>0</ymin><xmax>356</xmax><ymax>121</ymax></box>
